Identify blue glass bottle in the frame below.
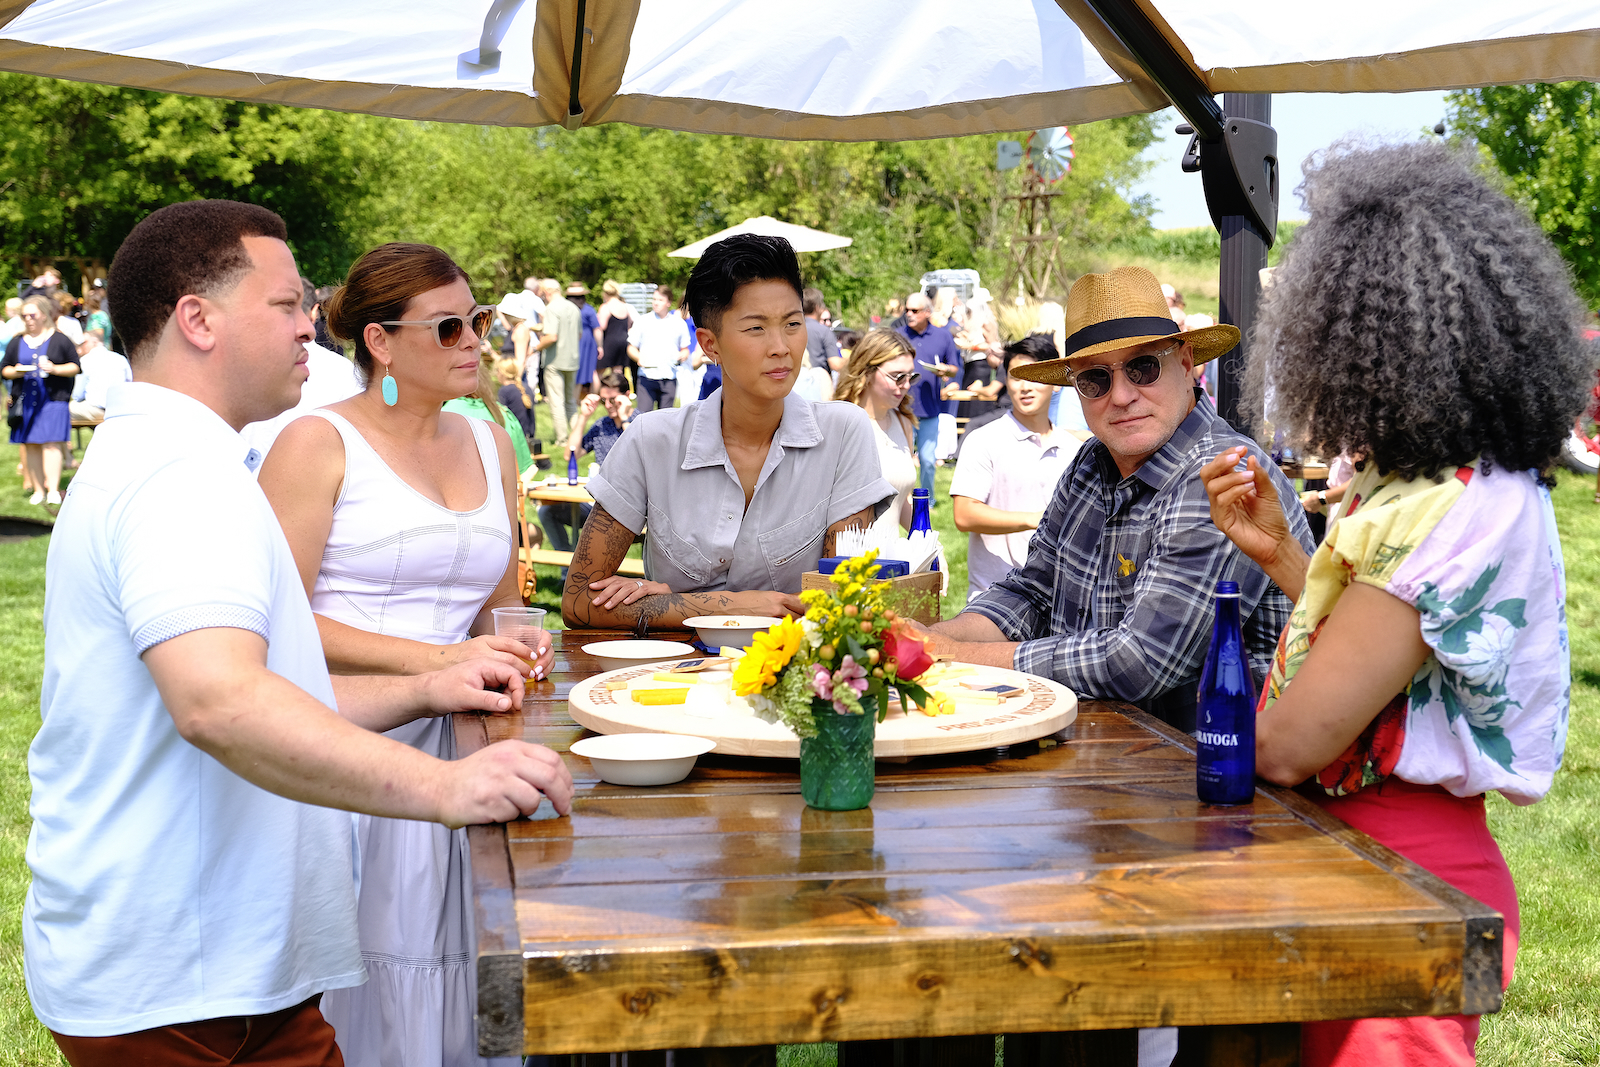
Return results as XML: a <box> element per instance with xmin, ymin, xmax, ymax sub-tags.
<box><xmin>567</xmin><ymin>450</ymin><xmax>579</xmax><ymax>486</ymax></box>
<box><xmin>909</xmin><ymin>488</ymin><xmax>938</xmax><ymax>571</ymax></box>
<box><xmin>1195</xmin><ymin>580</ymin><xmax>1257</xmax><ymax>805</ymax></box>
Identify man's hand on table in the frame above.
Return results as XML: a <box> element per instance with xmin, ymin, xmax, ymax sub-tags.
<box><xmin>903</xmin><ymin>614</ymin><xmax>1022</xmax><ymax>670</ymax></box>
<box><xmin>437</xmin><ymin>740</ymin><xmax>574</xmax><ymax>827</ymax></box>
<box><xmin>416</xmin><ymin>659</ymin><xmax>526</xmax><ymax>718</ymax></box>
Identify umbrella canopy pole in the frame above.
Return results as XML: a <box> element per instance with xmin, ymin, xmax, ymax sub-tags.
<box><xmin>1076</xmin><ymin>2</ymin><xmax>1278</xmax><ymax>435</ymax></box>
<box><xmin>1211</xmin><ymin>92</ymin><xmax>1275</xmax><ymax>436</ymax></box>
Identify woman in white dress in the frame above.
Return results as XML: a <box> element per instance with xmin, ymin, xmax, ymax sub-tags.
<box><xmin>260</xmin><ymin>242</ymin><xmax>560</xmax><ymax>1067</ymax></box>
<box><xmin>833</xmin><ymin>328</ymin><xmax>920</xmax><ymax>540</ymax></box>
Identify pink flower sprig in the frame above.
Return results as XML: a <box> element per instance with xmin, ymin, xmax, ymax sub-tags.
<box><xmin>810</xmin><ymin>655</ymin><xmax>869</xmax><ymax>714</ymax></box>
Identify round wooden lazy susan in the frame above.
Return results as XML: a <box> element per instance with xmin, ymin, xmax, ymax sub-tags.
<box><xmin>566</xmin><ymin>662</ymin><xmax>1077</xmax><ymax>758</ymax></box>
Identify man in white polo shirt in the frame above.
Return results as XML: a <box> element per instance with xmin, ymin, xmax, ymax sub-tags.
<box><xmin>28</xmin><ymin>200</ymin><xmax>573</xmax><ymax>1065</ymax></box>
<box><xmin>626</xmin><ymin>284</ymin><xmax>690</xmax><ymax>413</ymax></box>
<box><xmin>949</xmin><ymin>334</ymin><xmax>1080</xmax><ymax>599</ymax></box>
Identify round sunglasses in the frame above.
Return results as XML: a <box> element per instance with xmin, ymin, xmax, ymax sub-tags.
<box><xmin>1069</xmin><ymin>342</ymin><xmax>1180</xmax><ymax>399</ymax></box>
<box><xmin>380</xmin><ymin>305</ymin><xmax>496</xmax><ymax>349</ymax></box>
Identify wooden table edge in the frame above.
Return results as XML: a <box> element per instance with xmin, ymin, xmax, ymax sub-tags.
<box><xmin>1125</xmin><ymin>708</ymin><xmax>1504</xmax><ymax>1015</ymax></box>
<box><xmin>457</xmin><ymin>674</ymin><xmax>1506</xmax><ymax>1055</ymax></box>
<box><xmin>459</xmin><ymin>713</ymin><xmax>526</xmax><ymax>1053</ymax></box>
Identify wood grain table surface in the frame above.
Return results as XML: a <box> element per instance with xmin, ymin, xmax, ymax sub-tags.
<box><xmin>459</xmin><ymin>629</ymin><xmax>1502</xmax><ymax>1061</ymax></box>
<box><xmin>524</xmin><ymin>481</ymin><xmax>596</xmax><ymax>506</ymax></box>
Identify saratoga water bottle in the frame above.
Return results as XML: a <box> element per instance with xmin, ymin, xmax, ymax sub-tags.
<box><xmin>567</xmin><ymin>450</ymin><xmax>579</xmax><ymax>486</ymax></box>
<box><xmin>1195</xmin><ymin>580</ymin><xmax>1257</xmax><ymax>805</ymax></box>
<box><xmin>909</xmin><ymin>487</ymin><xmax>938</xmax><ymax>571</ymax></box>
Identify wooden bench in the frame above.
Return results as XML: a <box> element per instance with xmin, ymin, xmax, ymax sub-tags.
<box><xmin>71</xmin><ymin>414</ymin><xmax>103</xmax><ymax>452</ymax></box>
<box><xmin>521</xmin><ymin>547</ymin><xmax>645</xmax><ymax>577</ymax></box>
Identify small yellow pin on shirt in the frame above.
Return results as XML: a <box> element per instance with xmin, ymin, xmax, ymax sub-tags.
<box><xmin>1117</xmin><ymin>553</ymin><xmax>1137</xmax><ymax>577</ymax></box>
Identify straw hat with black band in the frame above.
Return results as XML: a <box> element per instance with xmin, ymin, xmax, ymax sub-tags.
<box><xmin>1010</xmin><ymin>266</ymin><xmax>1240</xmax><ymax>387</ymax></box>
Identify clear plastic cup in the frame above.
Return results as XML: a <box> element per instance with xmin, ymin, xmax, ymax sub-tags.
<box><xmin>491</xmin><ymin>607</ymin><xmax>548</xmax><ymax>674</ymax></box>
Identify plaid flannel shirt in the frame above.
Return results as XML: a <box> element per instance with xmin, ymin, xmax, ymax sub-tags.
<box><xmin>964</xmin><ymin>394</ymin><xmax>1313</xmax><ymax>729</ymax></box>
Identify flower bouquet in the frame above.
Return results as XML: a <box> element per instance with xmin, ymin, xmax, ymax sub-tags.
<box><xmin>732</xmin><ymin>552</ymin><xmax>944</xmax><ymax>809</ymax></box>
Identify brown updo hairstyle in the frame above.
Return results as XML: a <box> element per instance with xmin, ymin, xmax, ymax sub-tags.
<box><xmin>324</xmin><ymin>242</ymin><xmax>471</xmax><ymax>383</ymax></box>
<box><xmin>832</xmin><ymin>328</ymin><xmax>918</xmax><ymax>426</ymax></box>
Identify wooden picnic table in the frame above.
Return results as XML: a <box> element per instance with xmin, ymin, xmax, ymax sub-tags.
<box><xmin>460</xmin><ymin>630</ymin><xmax>1503</xmax><ymax>1064</ymax></box>
<box><xmin>520</xmin><ymin>481</ymin><xmax>645</xmax><ymax>586</ymax></box>
<box><xmin>1277</xmin><ymin>461</ymin><xmax>1330</xmax><ymax>482</ymax></box>
<box><xmin>524</xmin><ymin>480</ymin><xmax>595</xmax><ymax>559</ymax></box>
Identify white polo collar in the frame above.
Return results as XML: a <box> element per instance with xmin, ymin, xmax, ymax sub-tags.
<box><xmin>1004</xmin><ymin>410</ymin><xmax>1055</xmax><ymax>443</ymax></box>
<box><xmin>103</xmin><ymin>382</ymin><xmax>256</xmax><ymax>470</ymax></box>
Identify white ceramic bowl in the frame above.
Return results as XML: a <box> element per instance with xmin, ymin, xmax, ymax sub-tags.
<box><xmin>681</xmin><ymin>615</ymin><xmax>784</xmax><ymax>650</ymax></box>
<box><xmin>570</xmin><ymin>733</ymin><xmax>717</xmax><ymax>786</ymax></box>
<box><xmin>581</xmin><ymin>640</ymin><xmax>696</xmax><ymax>672</ymax></box>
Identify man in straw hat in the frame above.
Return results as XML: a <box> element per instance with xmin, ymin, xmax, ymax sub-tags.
<box><xmin>920</xmin><ymin>266</ymin><xmax>1311</xmax><ymax>730</ymax></box>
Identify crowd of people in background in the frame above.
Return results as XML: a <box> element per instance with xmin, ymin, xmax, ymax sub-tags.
<box><xmin>6</xmin><ymin>250</ymin><xmax>1233</xmax><ymax>602</ymax></box>
<box><xmin>2</xmin><ymin>270</ymin><xmax>131</xmax><ymax>505</ymax></box>
<box><xmin>20</xmin><ymin>137</ymin><xmax>1594</xmax><ymax>1067</ymax></box>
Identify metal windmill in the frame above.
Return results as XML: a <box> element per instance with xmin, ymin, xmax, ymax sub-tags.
<box><xmin>998</xmin><ymin>127</ymin><xmax>1075</xmax><ymax>301</ymax></box>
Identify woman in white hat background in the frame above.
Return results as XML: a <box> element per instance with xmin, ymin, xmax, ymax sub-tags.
<box><xmin>497</xmin><ymin>288</ymin><xmax>541</xmax><ymax>399</ymax></box>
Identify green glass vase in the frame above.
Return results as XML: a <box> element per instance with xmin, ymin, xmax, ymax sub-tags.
<box><xmin>799</xmin><ymin>695</ymin><xmax>877</xmax><ymax>811</ymax></box>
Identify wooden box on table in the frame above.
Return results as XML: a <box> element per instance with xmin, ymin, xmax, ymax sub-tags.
<box><xmin>801</xmin><ymin>569</ymin><xmax>942</xmax><ymax>624</ymax></box>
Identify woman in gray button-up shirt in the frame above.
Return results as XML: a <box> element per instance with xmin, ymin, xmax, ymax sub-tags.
<box><xmin>564</xmin><ymin>236</ymin><xmax>894</xmax><ymax>630</ymax></box>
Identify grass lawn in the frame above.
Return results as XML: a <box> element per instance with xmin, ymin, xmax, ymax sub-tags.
<box><xmin>0</xmin><ymin>430</ymin><xmax>1595</xmax><ymax>1065</ymax></box>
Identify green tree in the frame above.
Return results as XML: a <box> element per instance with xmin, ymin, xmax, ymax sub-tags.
<box><xmin>0</xmin><ymin>74</ymin><xmax>400</xmax><ymax>285</ymax></box>
<box><xmin>1447</xmin><ymin>82</ymin><xmax>1600</xmax><ymax>304</ymax></box>
<box><xmin>0</xmin><ymin>70</ymin><xmax>1160</xmax><ymax>324</ymax></box>
<box><xmin>370</xmin><ymin>116</ymin><xmax>1157</xmax><ymax>324</ymax></box>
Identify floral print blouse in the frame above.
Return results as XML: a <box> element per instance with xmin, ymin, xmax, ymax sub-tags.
<box><xmin>1259</xmin><ymin>461</ymin><xmax>1569</xmax><ymax>804</ymax></box>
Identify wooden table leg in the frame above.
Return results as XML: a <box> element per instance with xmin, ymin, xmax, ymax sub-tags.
<box><xmin>533</xmin><ymin>1054</ymin><xmax>670</xmax><ymax>1067</ymax></box>
<box><xmin>1004</xmin><ymin>1031</ymin><xmax>1138</xmax><ymax>1066</ymax></box>
<box><xmin>1172</xmin><ymin>1024</ymin><xmax>1300</xmax><ymax>1066</ymax></box>
<box><xmin>671</xmin><ymin>1046</ymin><xmax>777</xmax><ymax>1067</ymax></box>
<box><xmin>838</xmin><ymin>1036</ymin><xmax>997</xmax><ymax>1066</ymax></box>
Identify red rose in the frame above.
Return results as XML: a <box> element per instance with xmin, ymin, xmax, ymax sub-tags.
<box><xmin>882</xmin><ymin>624</ymin><xmax>933</xmax><ymax>680</ymax></box>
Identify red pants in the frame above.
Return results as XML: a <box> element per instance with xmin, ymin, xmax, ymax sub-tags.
<box><xmin>1302</xmin><ymin>779</ymin><xmax>1520</xmax><ymax>1067</ymax></box>
<box><xmin>52</xmin><ymin>995</ymin><xmax>343</xmax><ymax>1067</ymax></box>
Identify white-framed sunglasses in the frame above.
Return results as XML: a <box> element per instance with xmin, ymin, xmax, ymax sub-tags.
<box><xmin>878</xmin><ymin>367</ymin><xmax>921</xmax><ymax>386</ymax></box>
<box><xmin>380</xmin><ymin>305</ymin><xmax>496</xmax><ymax>349</ymax></box>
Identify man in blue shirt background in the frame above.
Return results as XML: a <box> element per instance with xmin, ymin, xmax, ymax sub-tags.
<box><xmin>895</xmin><ymin>290</ymin><xmax>960</xmax><ymax>492</ymax></box>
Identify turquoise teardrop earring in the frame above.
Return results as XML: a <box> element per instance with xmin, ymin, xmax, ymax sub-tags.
<box><xmin>381</xmin><ymin>367</ymin><xmax>398</xmax><ymax>406</ymax></box>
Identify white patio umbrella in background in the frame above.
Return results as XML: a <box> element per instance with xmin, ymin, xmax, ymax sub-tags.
<box><xmin>3</xmin><ymin>0</ymin><xmax>1598</xmax><ymax>428</ymax></box>
<box><xmin>667</xmin><ymin>217</ymin><xmax>852</xmax><ymax>259</ymax></box>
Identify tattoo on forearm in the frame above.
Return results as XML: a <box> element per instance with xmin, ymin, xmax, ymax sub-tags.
<box><xmin>563</xmin><ymin>504</ymin><xmax>757</xmax><ymax>629</ymax></box>
<box><xmin>564</xmin><ymin>505</ymin><xmax>639</xmax><ymax>627</ymax></box>
<box><xmin>823</xmin><ymin>506</ymin><xmax>876</xmax><ymax>557</ymax></box>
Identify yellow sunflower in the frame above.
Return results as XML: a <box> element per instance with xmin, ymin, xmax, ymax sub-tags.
<box><xmin>732</xmin><ymin>616</ymin><xmax>805</xmax><ymax>696</ymax></box>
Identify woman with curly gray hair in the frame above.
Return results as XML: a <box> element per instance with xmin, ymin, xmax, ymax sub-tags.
<box><xmin>1201</xmin><ymin>140</ymin><xmax>1591</xmax><ymax>1067</ymax></box>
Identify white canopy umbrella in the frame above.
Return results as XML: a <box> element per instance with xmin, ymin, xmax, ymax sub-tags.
<box><xmin>1</xmin><ymin>2</ymin><xmax>1595</xmax><ymax>140</ymax></box>
<box><xmin>667</xmin><ymin>217</ymin><xmax>852</xmax><ymax>259</ymax></box>
<box><xmin>4</xmin><ymin>0</ymin><xmax>1596</xmax><ymax>429</ymax></box>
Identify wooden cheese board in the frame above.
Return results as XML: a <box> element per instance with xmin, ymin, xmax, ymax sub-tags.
<box><xmin>565</xmin><ymin>661</ymin><xmax>1077</xmax><ymax>758</ymax></box>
